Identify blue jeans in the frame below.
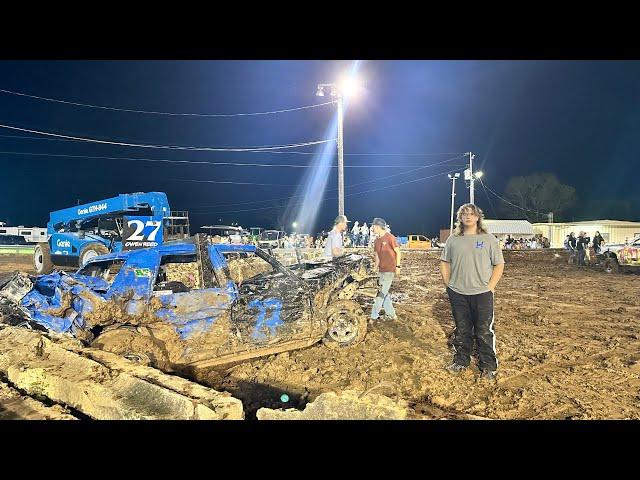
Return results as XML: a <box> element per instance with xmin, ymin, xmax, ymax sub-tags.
<box><xmin>371</xmin><ymin>272</ymin><xmax>396</xmax><ymax>319</ymax></box>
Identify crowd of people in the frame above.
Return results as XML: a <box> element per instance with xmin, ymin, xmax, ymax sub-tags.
<box><xmin>314</xmin><ymin>219</ymin><xmax>390</xmax><ymax>249</ymax></box>
<box><xmin>564</xmin><ymin>230</ymin><xmax>605</xmax><ymax>266</ymax></box>
<box><xmin>500</xmin><ymin>234</ymin><xmax>550</xmax><ymax>250</ymax></box>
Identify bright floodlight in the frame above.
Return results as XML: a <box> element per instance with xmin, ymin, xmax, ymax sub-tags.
<box><xmin>292</xmin><ymin>222</ymin><xmax>298</xmax><ymax>227</ymax></box>
<box><xmin>316</xmin><ymin>87</ymin><xmax>324</xmax><ymax>97</ymax></box>
<box><xmin>475</xmin><ymin>171</ymin><xmax>484</xmax><ymax>178</ymax></box>
<box><xmin>339</xmin><ymin>75</ymin><xmax>362</xmax><ymax>98</ymax></box>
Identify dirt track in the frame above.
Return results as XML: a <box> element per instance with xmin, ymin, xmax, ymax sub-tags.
<box><xmin>2</xmin><ymin>250</ymin><xmax>640</xmax><ymax>419</ymax></box>
<box><xmin>196</xmin><ymin>250</ymin><xmax>640</xmax><ymax>419</ymax></box>
<box><xmin>0</xmin><ymin>255</ymin><xmax>34</xmax><ymax>275</ymax></box>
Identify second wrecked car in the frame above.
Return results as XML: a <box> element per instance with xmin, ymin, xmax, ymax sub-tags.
<box><xmin>0</xmin><ymin>235</ymin><xmax>374</xmax><ymax>371</ymax></box>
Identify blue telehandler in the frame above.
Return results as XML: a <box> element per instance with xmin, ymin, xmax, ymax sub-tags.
<box><xmin>34</xmin><ymin>192</ymin><xmax>189</xmax><ymax>274</ymax></box>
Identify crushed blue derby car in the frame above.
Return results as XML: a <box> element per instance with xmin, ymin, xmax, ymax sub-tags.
<box><xmin>0</xmin><ymin>235</ymin><xmax>374</xmax><ymax>371</ymax></box>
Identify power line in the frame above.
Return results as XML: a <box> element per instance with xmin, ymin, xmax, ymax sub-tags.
<box><xmin>0</xmin><ymin>150</ymin><xmax>445</xmax><ymax>169</ymax></box>
<box><xmin>171</xmin><ymin>179</ymin><xmax>298</xmax><ymax>187</ymax></box>
<box><xmin>477</xmin><ymin>177</ymin><xmax>498</xmax><ymax>218</ymax></box>
<box><xmin>181</xmin><ymin>159</ymin><xmax>462</xmax><ymax>209</ymax></box>
<box><xmin>345</xmin><ymin>154</ymin><xmax>465</xmax><ymax>189</ymax></box>
<box><xmin>171</xmin><ymin>159</ymin><xmax>461</xmax><ymax>189</ymax></box>
<box><xmin>0</xmin><ymin>88</ymin><xmax>337</xmax><ymax>117</ymax></box>
<box><xmin>192</xmin><ymin>168</ymin><xmax>460</xmax><ymax>214</ymax></box>
<box><xmin>345</xmin><ymin>152</ymin><xmax>463</xmax><ymax>156</ymax></box>
<box><xmin>481</xmin><ymin>180</ymin><xmax>547</xmax><ymax>216</ymax></box>
<box><xmin>0</xmin><ymin>123</ymin><xmax>335</xmax><ymax>152</ymax></box>
<box><xmin>347</xmin><ymin>168</ymin><xmax>461</xmax><ymax>197</ymax></box>
<box><xmin>0</xmin><ymin>134</ymin><xmax>466</xmax><ymax>158</ymax></box>
<box><xmin>0</xmin><ymin>134</ymin><xmax>463</xmax><ymax>158</ymax></box>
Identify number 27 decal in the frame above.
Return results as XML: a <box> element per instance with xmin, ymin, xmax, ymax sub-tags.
<box><xmin>127</xmin><ymin>220</ymin><xmax>162</xmax><ymax>241</ymax></box>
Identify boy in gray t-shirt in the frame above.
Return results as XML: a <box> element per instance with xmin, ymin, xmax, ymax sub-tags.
<box><xmin>440</xmin><ymin>204</ymin><xmax>505</xmax><ymax>380</ymax></box>
<box><xmin>441</xmin><ymin>233</ymin><xmax>504</xmax><ymax>295</ymax></box>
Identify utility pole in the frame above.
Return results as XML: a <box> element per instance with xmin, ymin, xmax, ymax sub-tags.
<box><xmin>318</xmin><ymin>79</ymin><xmax>360</xmax><ymax>217</ymax></box>
<box><xmin>336</xmin><ymin>95</ymin><xmax>345</xmax><ymax>216</ymax></box>
<box><xmin>448</xmin><ymin>173</ymin><xmax>461</xmax><ymax>236</ymax></box>
<box><xmin>468</xmin><ymin>152</ymin><xmax>475</xmax><ymax>204</ymax></box>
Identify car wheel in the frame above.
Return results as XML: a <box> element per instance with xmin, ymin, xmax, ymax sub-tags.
<box><xmin>602</xmin><ymin>257</ymin><xmax>619</xmax><ymax>274</ymax></box>
<box><xmin>34</xmin><ymin>243</ymin><xmax>54</xmax><ymax>274</ymax></box>
<box><xmin>91</xmin><ymin>327</ymin><xmax>170</xmax><ymax>370</ymax></box>
<box><xmin>323</xmin><ymin>300</ymin><xmax>367</xmax><ymax>348</ymax></box>
<box><xmin>79</xmin><ymin>243</ymin><xmax>110</xmax><ymax>267</ymax></box>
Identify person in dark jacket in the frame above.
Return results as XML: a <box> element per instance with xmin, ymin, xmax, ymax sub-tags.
<box><xmin>576</xmin><ymin>231</ymin><xmax>588</xmax><ymax>266</ymax></box>
<box><xmin>592</xmin><ymin>231</ymin><xmax>605</xmax><ymax>254</ymax></box>
<box><xmin>567</xmin><ymin>232</ymin><xmax>577</xmax><ymax>264</ymax></box>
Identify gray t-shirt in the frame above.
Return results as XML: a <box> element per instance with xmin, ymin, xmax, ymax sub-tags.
<box><xmin>323</xmin><ymin>228</ymin><xmax>343</xmax><ymax>258</ymax></box>
<box><xmin>440</xmin><ymin>233</ymin><xmax>505</xmax><ymax>295</ymax></box>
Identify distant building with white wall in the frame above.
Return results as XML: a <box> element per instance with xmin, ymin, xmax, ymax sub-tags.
<box><xmin>440</xmin><ymin>219</ymin><xmax>535</xmax><ymax>243</ymax></box>
<box><xmin>533</xmin><ymin>220</ymin><xmax>640</xmax><ymax>248</ymax></box>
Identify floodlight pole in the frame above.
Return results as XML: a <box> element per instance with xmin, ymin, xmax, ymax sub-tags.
<box><xmin>317</xmin><ymin>82</ymin><xmax>345</xmax><ymax>217</ymax></box>
<box><xmin>336</xmin><ymin>94</ymin><xmax>345</xmax><ymax>217</ymax></box>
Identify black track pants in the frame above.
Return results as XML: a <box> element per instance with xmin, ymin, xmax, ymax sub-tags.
<box><xmin>446</xmin><ymin>287</ymin><xmax>498</xmax><ymax>371</ymax></box>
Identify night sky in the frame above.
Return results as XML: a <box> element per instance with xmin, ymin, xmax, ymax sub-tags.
<box><xmin>1</xmin><ymin>60</ymin><xmax>639</xmax><ymax>236</ymax></box>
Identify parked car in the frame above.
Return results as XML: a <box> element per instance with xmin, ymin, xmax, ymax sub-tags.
<box><xmin>258</xmin><ymin>230</ymin><xmax>286</xmax><ymax>249</ymax></box>
<box><xmin>0</xmin><ymin>235</ymin><xmax>373</xmax><ymax>371</ymax></box>
<box><xmin>407</xmin><ymin>235</ymin><xmax>432</xmax><ymax>250</ymax></box>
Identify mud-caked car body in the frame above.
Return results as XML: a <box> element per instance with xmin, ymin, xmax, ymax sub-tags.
<box><xmin>599</xmin><ymin>236</ymin><xmax>640</xmax><ymax>273</ymax></box>
<box><xmin>0</xmin><ymin>236</ymin><xmax>374</xmax><ymax>371</ymax></box>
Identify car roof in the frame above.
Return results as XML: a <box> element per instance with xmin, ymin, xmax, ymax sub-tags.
<box><xmin>84</xmin><ymin>242</ymin><xmax>197</xmax><ymax>264</ymax></box>
<box><xmin>84</xmin><ymin>241</ymin><xmax>259</xmax><ymax>266</ymax></box>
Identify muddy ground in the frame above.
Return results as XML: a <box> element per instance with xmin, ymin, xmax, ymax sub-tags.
<box><xmin>0</xmin><ymin>255</ymin><xmax>34</xmax><ymax>276</ymax></box>
<box><xmin>2</xmin><ymin>250</ymin><xmax>639</xmax><ymax>420</ymax></box>
<box><xmin>196</xmin><ymin>249</ymin><xmax>640</xmax><ymax>419</ymax></box>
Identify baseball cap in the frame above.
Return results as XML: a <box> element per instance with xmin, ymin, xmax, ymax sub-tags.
<box><xmin>372</xmin><ymin>217</ymin><xmax>387</xmax><ymax>228</ymax></box>
<box><xmin>334</xmin><ymin>215</ymin><xmax>351</xmax><ymax>224</ymax></box>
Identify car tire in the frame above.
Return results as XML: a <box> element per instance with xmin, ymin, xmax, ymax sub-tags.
<box><xmin>34</xmin><ymin>242</ymin><xmax>54</xmax><ymax>274</ymax></box>
<box><xmin>602</xmin><ymin>257</ymin><xmax>619</xmax><ymax>274</ymax></box>
<box><xmin>79</xmin><ymin>243</ymin><xmax>110</xmax><ymax>267</ymax></box>
<box><xmin>322</xmin><ymin>300</ymin><xmax>367</xmax><ymax>349</ymax></box>
<box><xmin>91</xmin><ymin>327</ymin><xmax>171</xmax><ymax>370</ymax></box>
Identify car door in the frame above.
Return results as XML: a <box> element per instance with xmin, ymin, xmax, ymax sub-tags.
<box><xmin>148</xmin><ymin>250</ymin><xmax>238</xmax><ymax>363</ymax></box>
<box><xmin>620</xmin><ymin>238</ymin><xmax>640</xmax><ymax>265</ymax></box>
<box><xmin>217</xmin><ymin>246</ymin><xmax>313</xmax><ymax>349</ymax></box>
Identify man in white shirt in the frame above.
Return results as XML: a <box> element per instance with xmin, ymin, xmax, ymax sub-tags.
<box><xmin>324</xmin><ymin>215</ymin><xmax>350</xmax><ymax>259</ymax></box>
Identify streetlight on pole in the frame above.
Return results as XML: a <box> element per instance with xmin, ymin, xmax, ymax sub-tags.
<box><xmin>463</xmin><ymin>152</ymin><xmax>483</xmax><ymax>204</ymax></box>
<box><xmin>448</xmin><ymin>172</ymin><xmax>461</xmax><ymax>236</ymax></box>
<box><xmin>316</xmin><ymin>76</ymin><xmax>361</xmax><ymax>217</ymax></box>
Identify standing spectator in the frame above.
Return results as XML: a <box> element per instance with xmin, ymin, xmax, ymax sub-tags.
<box><xmin>324</xmin><ymin>215</ymin><xmax>350</xmax><ymax>259</ymax></box>
<box><xmin>593</xmin><ymin>231</ymin><xmax>605</xmax><ymax>254</ymax></box>
<box><xmin>370</xmin><ymin>218</ymin><xmax>400</xmax><ymax>322</ymax></box>
<box><xmin>360</xmin><ymin>222</ymin><xmax>369</xmax><ymax>247</ymax></box>
<box><xmin>576</xmin><ymin>231</ymin><xmax>588</xmax><ymax>266</ymax></box>
<box><xmin>567</xmin><ymin>232</ymin><xmax>577</xmax><ymax>264</ymax></box>
<box><xmin>440</xmin><ymin>203</ymin><xmax>505</xmax><ymax>380</ymax></box>
<box><xmin>505</xmin><ymin>235</ymin><xmax>513</xmax><ymax>249</ymax></box>
<box><xmin>350</xmin><ymin>221</ymin><xmax>360</xmax><ymax>247</ymax></box>
<box><xmin>584</xmin><ymin>232</ymin><xmax>592</xmax><ymax>263</ymax></box>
